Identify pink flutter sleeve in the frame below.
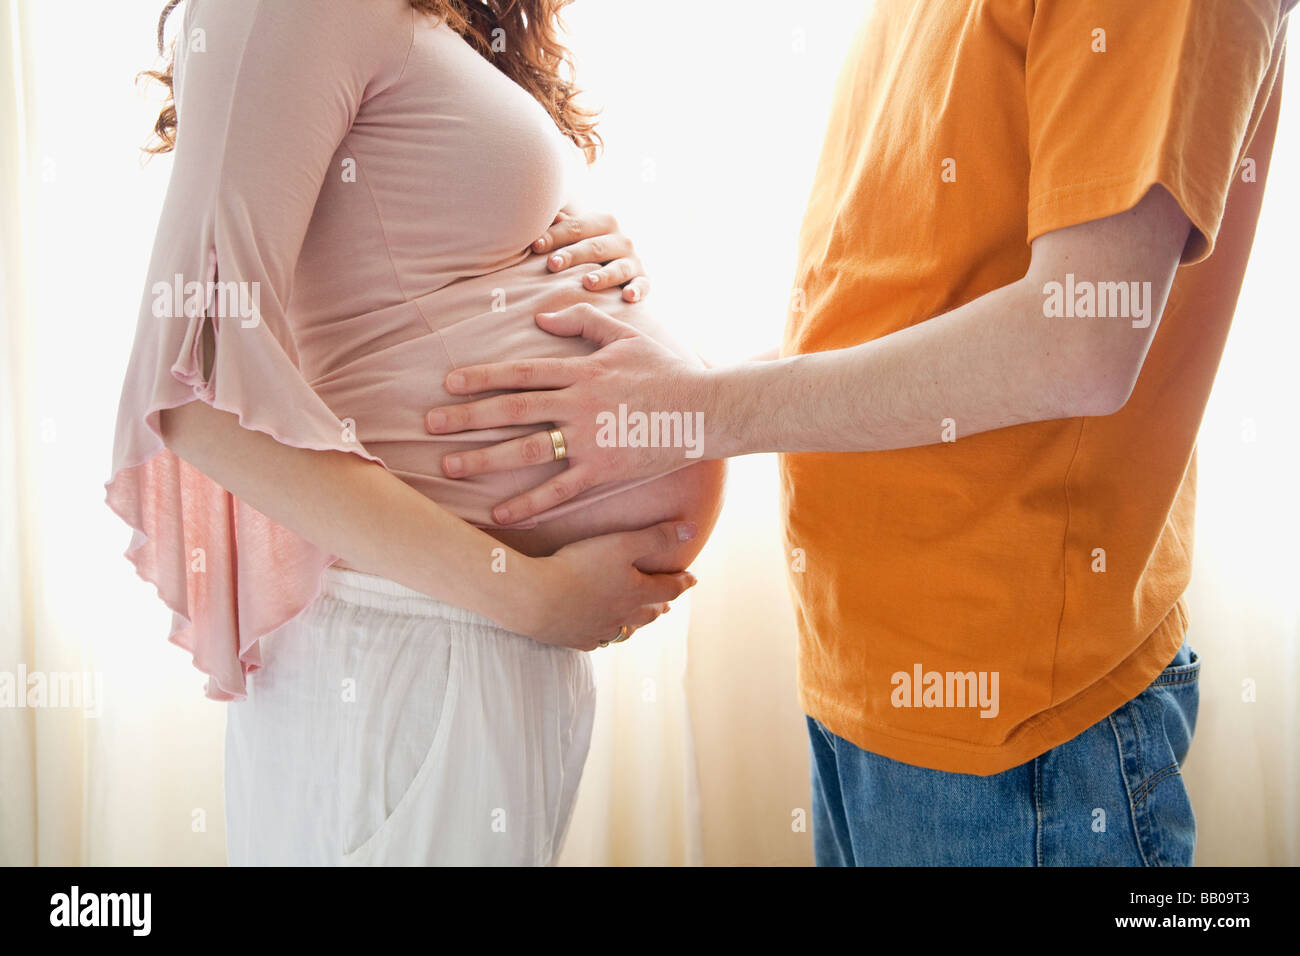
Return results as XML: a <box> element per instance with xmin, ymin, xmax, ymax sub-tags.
<box><xmin>105</xmin><ymin>0</ymin><xmax>413</xmax><ymax>699</ymax></box>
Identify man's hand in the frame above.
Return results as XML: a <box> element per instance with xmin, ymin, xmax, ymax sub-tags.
<box><xmin>535</xmin><ymin>208</ymin><xmax>651</xmax><ymax>303</ymax></box>
<box><xmin>426</xmin><ymin>304</ymin><xmax>714</xmax><ymax>526</ymax></box>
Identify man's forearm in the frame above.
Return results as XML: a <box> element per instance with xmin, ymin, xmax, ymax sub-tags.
<box><xmin>420</xmin><ymin>185</ymin><xmax>1184</xmax><ymax>523</ymax></box>
<box><xmin>705</xmin><ymin>275</ymin><xmax>1149</xmax><ymax>457</ymax></box>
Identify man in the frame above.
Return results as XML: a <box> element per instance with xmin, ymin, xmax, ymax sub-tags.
<box><xmin>423</xmin><ymin>0</ymin><xmax>1293</xmax><ymax>865</ymax></box>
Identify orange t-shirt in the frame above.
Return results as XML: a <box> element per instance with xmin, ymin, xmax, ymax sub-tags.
<box><xmin>780</xmin><ymin>0</ymin><xmax>1292</xmax><ymax>775</ymax></box>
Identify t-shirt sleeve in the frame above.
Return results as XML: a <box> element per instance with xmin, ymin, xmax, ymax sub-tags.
<box><xmin>1025</xmin><ymin>0</ymin><xmax>1286</xmax><ymax>264</ymax></box>
<box><xmin>105</xmin><ymin>0</ymin><xmax>413</xmax><ymax>699</ymax></box>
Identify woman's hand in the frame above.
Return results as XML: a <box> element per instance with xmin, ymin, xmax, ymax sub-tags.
<box><xmin>533</xmin><ymin>207</ymin><xmax>651</xmax><ymax>303</ymax></box>
<box><xmin>514</xmin><ymin>519</ymin><xmax>700</xmax><ymax>651</ymax></box>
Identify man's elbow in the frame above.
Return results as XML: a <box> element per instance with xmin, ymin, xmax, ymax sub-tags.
<box><xmin>1065</xmin><ymin>363</ymin><xmax>1141</xmax><ymax>419</ymax></box>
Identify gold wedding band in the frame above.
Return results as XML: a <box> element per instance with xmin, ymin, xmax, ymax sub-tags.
<box><xmin>548</xmin><ymin>427</ymin><xmax>567</xmax><ymax>462</ymax></box>
<box><xmin>599</xmin><ymin>625</ymin><xmax>632</xmax><ymax>648</ymax></box>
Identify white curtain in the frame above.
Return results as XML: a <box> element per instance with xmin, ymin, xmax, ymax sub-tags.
<box><xmin>2</xmin><ymin>0</ymin><xmax>1296</xmax><ymax>866</ymax></box>
<box><xmin>0</xmin><ymin>0</ymin><xmax>36</xmax><ymax>867</ymax></box>
<box><xmin>1179</xmin><ymin>65</ymin><xmax>1300</xmax><ymax>861</ymax></box>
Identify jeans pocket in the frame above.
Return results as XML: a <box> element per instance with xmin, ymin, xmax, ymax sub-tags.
<box><xmin>1107</xmin><ymin>643</ymin><xmax>1200</xmax><ymax>866</ymax></box>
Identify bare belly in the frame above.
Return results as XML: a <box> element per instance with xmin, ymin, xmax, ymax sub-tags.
<box><xmin>320</xmin><ymin>253</ymin><xmax>726</xmax><ymax>575</ymax></box>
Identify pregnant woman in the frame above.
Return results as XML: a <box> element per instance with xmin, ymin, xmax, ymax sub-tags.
<box><xmin>106</xmin><ymin>0</ymin><xmax>724</xmax><ymax>865</ymax></box>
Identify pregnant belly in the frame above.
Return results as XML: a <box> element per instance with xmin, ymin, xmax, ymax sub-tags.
<box><xmin>311</xmin><ymin>254</ymin><xmax>725</xmax><ymax>573</ymax></box>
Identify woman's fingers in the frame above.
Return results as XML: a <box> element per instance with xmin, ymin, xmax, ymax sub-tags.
<box><xmin>593</xmin><ymin>598</ymin><xmax>683</xmax><ymax>650</ymax></box>
<box><xmin>530</xmin><ymin>212</ymin><xmax>650</xmax><ymax>300</ymax></box>
<box><xmin>582</xmin><ymin>606</ymin><xmax>651</xmax><ymax>651</ymax></box>
<box><xmin>543</xmin><ymin>518</ymin><xmax>700</xmax><ymax>650</ymax></box>
<box><xmin>546</xmin><ymin>234</ymin><xmax>633</xmax><ymax>271</ymax></box>
<box><xmin>530</xmin><ymin>210</ymin><xmax>572</xmax><ymax>255</ymax></box>
<box><xmin>442</xmin><ymin>430</ymin><xmax>558</xmax><ymax>478</ymax></box>
<box><xmin>580</xmin><ymin>257</ymin><xmax>640</xmax><ymax>291</ymax></box>
<box><xmin>613</xmin><ymin>520</ymin><xmax>699</xmax><ymax>563</ymax></box>
<box><xmin>622</xmin><ymin>276</ymin><xmax>650</xmax><ymax>303</ymax></box>
<box><xmin>532</xmin><ymin>211</ymin><xmax>617</xmax><ymax>255</ymax></box>
<box><xmin>642</xmin><ymin>571</ymin><xmax>698</xmax><ymax>605</ymax></box>
<box><xmin>623</xmin><ymin>604</ymin><xmax>662</xmax><ymax>632</ymax></box>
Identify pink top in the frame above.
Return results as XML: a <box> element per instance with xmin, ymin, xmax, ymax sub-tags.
<box><xmin>106</xmin><ymin>0</ymin><xmax>683</xmax><ymax>699</ymax></box>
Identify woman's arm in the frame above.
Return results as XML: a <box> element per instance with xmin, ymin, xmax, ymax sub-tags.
<box><xmin>158</xmin><ymin>400</ymin><xmax>697</xmax><ymax>650</ymax></box>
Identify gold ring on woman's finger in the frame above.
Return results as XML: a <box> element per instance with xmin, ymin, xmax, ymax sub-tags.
<box><xmin>599</xmin><ymin>624</ymin><xmax>631</xmax><ymax>648</ymax></box>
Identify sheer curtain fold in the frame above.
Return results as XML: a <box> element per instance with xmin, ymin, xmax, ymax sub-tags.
<box><xmin>1</xmin><ymin>0</ymin><xmax>38</xmax><ymax>869</ymax></box>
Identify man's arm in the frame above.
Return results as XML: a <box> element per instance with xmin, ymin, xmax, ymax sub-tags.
<box><xmin>426</xmin><ymin>186</ymin><xmax>1190</xmax><ymax>524</ymax></box>
<box><xmin>713</xmin><ymin>185</ymin><xmax>1189</xmax><ymax>456</ymax></box>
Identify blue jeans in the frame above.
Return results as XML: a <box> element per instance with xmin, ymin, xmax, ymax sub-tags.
<box><xmin>808</xmin><ymin>642</ymin><xmax>1200</xmax><ymax>866</ymax></box>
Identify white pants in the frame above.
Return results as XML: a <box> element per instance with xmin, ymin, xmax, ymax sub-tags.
<box><xmin>224</xmin><ymin>567</ymin><xmax>596</xmax><ymax>865</ymax></box>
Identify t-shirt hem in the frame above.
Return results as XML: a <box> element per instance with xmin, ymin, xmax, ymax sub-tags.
<box><xmin>799</xmin><ymin>602</ymin><xmax>1189</xmax><ymax>777</ymax></box>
